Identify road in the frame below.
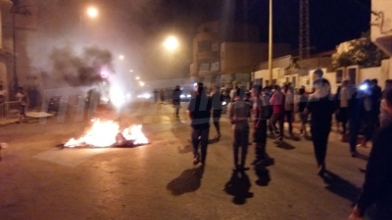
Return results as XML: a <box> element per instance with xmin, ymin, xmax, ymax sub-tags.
<box><xmin>0</xmin><ymin>101</ymin><xmax>370</xmax><ymax>220</ymax></box>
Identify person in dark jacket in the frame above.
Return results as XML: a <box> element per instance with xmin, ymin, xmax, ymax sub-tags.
<box><xmin>306</xmin><ymin>69</ymin><xmax>335</xmax><ymax>176</ymax></box>
<box><xmin>349</xmin><ymin>88</ymin><xmax>392</xmax><ymax>220</ymax></box>
<box><xmin>188</xmin><ymin>83</ymin><xmax>212</xmax><ymax>166</ymax></box>
<box><xmin>172</xmin><ymin>85</ymin><xmax>181</xmax><ymax>118</ymax></box>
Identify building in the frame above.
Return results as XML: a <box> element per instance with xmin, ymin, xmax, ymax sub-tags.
<box><xmin>371</xmin><ymin>0</ymin><xmax>392</xmax><ymax>79</ymax></box>
<box><xmin>190</xmin><ymin>20</ymin><xmax>291</xmax><ymax>87</ymax></box>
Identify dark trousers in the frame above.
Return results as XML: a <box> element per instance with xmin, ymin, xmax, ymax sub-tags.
<box><xmin>233</xmin><ymin>126</ymin><xmax>249</xmax><ymax>166</ymax></box>
<box><xmin>339</xmin><ymin>107</ymin><xmax>349</xmax><ymax>134</ymax></box>
<box><xmin>191</xmin><ymin>128</ymin><xmax>209</xmax><ymax>163</ymax></box>
<box><xmin>254</xmin><ymin>120</ymin><xmax>267</xmax><ymax>160</ymax></box>
<box><xmin>173</xmin><ymin>100</ymin><xmax>180</xmax><ymax>117</ymax></box>
<box><xmin>284</xmin><ymin>110</ymin><xmax>293</xmax><ymax>135</ymax></box>
<box><xmin>270</xmin><ymin>112</ymin><xmax>284</xmax><ymax>139</ymax></box>
<box><xmin>311</xmin><ymin>125</ymin><xmax>331</xmax><ymax>166</ymax></box>
<box><xmin>213</xmin><ymin>110</ymin><xmax>222</xmax><ymax>135</ymax></box>
<box><xmin>299</xmin><ymin>112</ymin><xmax>308</xmax><ymax>134</ymax></box>
<box><xmin>364</xmin><ymin>111</ymin><xmax>376</xmax><ymax>142</ymax></box>
<box><xmin>349</xmin><ymin>119</ymin><xmax>361</xmax><ymax>153</ymax></box>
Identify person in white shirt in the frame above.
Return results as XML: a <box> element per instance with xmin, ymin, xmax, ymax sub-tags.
<box><xmin>335</xmin><ymin>80</ymin><xmax>350</xmax><ymax>134</ymax></box>
<box><xmin>16</xmin><ymin>87</ymin><xmax>28</xmax><ymax>123</ymax></box>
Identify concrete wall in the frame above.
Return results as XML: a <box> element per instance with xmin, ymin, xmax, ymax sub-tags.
<box><xmin>220</xmin><ymin>42</ymin><xmax>291</xmax><ymax>75</ymax></box>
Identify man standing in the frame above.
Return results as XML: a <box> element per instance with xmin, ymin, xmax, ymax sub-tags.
<box><xmin>349</xmin><ymin>87</ymin><xmax>363</xmax><ymax>157</ymax></box>
<box><xmin>306</xmin><ymin>69</ymin><xmax>335</xmax><ymax>176</ymax></box>
<box><xmin>172</xmin><ymin>85</ymin><xmax>181</xmax><ymax>118</ymax></box>
<box><xmin>188</xmin><ymin>83</ymin><xmax>211</xmax><ymax>166</ymax></box>
<box><xmin>358</xmin><ymin>80</ymin><xmax>374</xmax><ymax>148</ymax></box>
<box><xmin>270</xmin><ymin>85</ymin><xmax>285</xmax><ymax>141</ymax></box>
<box><xmin>335</xmin><ymin>80</ymin><xmax>350</xmax><ymax>134</ymax></box>
<box><xmin>16</xmin><ymin>87</ymin><xmax>28</xmax><ymax>123</ymax></box>
<box><xmin>283</xmin><ymin>85</ymin><xmax>294</xmax><ymax>137</ymax></box>
<box><xmin>229</xmin><ymin>87</ymin><xmax>251</xmax><ymax>171</ymax></box>
<box><xmin>211</xmin><ymin>86</ymin><xmax>223</xmax><ymax>139</ymax></box>
<box><xmin>252</xmin><ymin>85</ymin><xmax>271</xmax><ymax>166</ymax></box>
<box><xmin>349</xmin><ymin>88</ymin><xmax>392</xmax><ymax>220</ymax></box>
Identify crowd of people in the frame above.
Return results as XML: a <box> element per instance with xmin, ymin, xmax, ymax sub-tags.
<box><xmin>184</xmin><ymin>69</ymin><xmax>392</xmax><ymax>220</ymax></box>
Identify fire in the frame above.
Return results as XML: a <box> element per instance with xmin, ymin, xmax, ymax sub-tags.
<box><xmin>64</xmin><ymin>119</ymin><xmax>149</xmax><ymax>148</ymax></box>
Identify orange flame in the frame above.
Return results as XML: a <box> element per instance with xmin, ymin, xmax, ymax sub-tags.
<box><xmin>64</xmin><ymin>119</ymin><xmax>149</xmax><ymax>148</ymax></box>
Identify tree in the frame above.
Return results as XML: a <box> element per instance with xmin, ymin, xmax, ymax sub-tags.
<box><xmin>332</xmin><ymin>31</ymin><xmax>389</xmax><ymax>69</ymax></box>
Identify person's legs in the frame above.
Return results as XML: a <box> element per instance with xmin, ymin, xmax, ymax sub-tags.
<box><xmin>349</xmin><ymin>121</ymin><xmax>360</xmax><ymax>154</ymax></box>
<box><xmin>200</xmin><ymin>128</ymin><xmax>209</xmax><ymax>164</ymax></box>
<box><xmin>286</xmin><ymin>111</ymin><xmax>293</xmax><ymax>135</ymax></box>
<box><xmin>299</xmin><ymin>112</ymin><xmax>307</xmax><ymax>135</ymax></box>
<box><xmin>191</xmin><ymin>128</ymin><xmax>201</xmax><ymax>160</ymax></box>
<box><xmin>319</xmin><ymin>127</ymin><xmax>330</xmax><ymax>167</ymax></box>
<box><xmin>269</xmin><ymin>113</ymin><xmax>278</xmax><ymax>134</ymax></box>
<box><xmin>340</xmin><ymin>108</ymin><xmax>348</xmax><ymax>134</ymax></box>
<box><xmin>278</xmin><ymin>112</ymin><xmax>285</xmax><ymax>140</ymax></box>
<box><xmin>240</xmin><ymin>127</ymin><xmax>249</xmax><ymax>168</ymax></box>
<box><xmin>254</xmin><ymin>120</ymin><xmax>267</xmax><ymax>162</ymax></box>
<box><xmin>213</xmin><ymin>110</ymin><xmax>221</xmax><ymax>137</ymax></box>
<box><xmin>175</xmin><ymin>102</ymin><xmax>180</xmax><ymax>117</ymax></box>
<box><xmin>233</xmin><ymin>130</ymin><xmax>240</xmax><ymax>168</ymax></box>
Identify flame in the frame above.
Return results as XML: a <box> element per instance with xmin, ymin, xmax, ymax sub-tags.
<box><xmin>64</xmin><ymin>119</ymin><xmax>149</xmax><ymax>148</ymax></box>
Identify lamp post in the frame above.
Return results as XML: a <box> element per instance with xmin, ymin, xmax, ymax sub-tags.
<box><xmin>268</xmin><ymin>0</ymin><xmax>273</xmax><ymax>82</ymax></box>
<box><xmin>163</xmin><ymin>36</ymin><xmax>179</xmax><ymax>51</ymax></box>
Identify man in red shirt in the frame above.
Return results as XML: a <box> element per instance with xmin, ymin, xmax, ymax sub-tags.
<box><xmin>269</xmin><ymin>85</ymin><xmax>285</xmax><ymax>141</ymax></box>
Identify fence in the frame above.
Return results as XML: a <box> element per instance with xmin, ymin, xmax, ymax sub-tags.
<box><xmin>0</xmin><ymin>102</ymin><xmax>20</xmax><ymax>118</ymax></box>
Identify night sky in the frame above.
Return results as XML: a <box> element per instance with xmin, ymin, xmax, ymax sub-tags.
<box><xmin>33</xmin><ymin>0</ymin><xmax>372</xmax><ymax>80</ymax></box>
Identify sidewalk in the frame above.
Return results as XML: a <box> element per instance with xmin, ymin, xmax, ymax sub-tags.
<box><xmin>0</xmin><ymin>117</ymin><xmax>18</xmax><ymax>126</ymax></box>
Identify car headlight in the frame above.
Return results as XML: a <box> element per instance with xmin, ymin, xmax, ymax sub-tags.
<box><xmin>187</xmin><ymin>94</ymin><xmax>191</xmax><ymax>98</ymax></box>
<box><xmin>180</xmin><ymin>94</ymin><xmax>185</xmax><ymax>98</ymax></box>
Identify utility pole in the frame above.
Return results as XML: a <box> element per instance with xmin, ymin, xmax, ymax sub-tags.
<box><xmin>268</xmin><ymin>0</ymin><xmax>273</xmax><ymax>82</ymax></box>
<box><xmin>11</xmin><ymin>0</ymin><xmax>19</xmax><ymax>94</ymax></box>
<box><xmin>299</xmin><ymin>0</ymin><xmax>310</xmax><ymax>60</ymax></box>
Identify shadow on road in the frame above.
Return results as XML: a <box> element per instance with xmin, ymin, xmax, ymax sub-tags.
<box><xmin>178</xmin><ymin>145</ymin><xmax>193</xmax><ymax>154</ymax></box>
<box><xmin>167</xmin><ymin>166</ymin><xmax>205</xmax><ymax>196</ymax></box>
<box><xmin>224</xmin><ymin>171</ymin><xmax>254</xmax><ymax>205</ymax></box>
<box><xmin>275</xmin><ymin>141</ymin><xmax>296</xmax><ymax>150</ymax></box>
<box><xmin>322</xmin><ymin>170</ymin><xmax>360</xmax><ymax>203</ymax></box>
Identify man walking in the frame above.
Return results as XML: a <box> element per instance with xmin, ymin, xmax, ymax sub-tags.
<box><xmin>172</xmin><ymin>85</ymin><xmax>181</xmax><ymax>118</ymax></box>
<box><xmin>335</xmin><ymin>80</ymin><xmax>350</xmax><ymax>134</ymax></box>
<box><xmin>188</xmin><ymin>83</ymin><xmax>211</xmax><ymax>166</ymax></box>
<box><xmin>349</xmin><ymin>88</ymin><xmax>392</xmax><ymax>220</ymax></box>
<box><xmin>229</xmin><ymin>87</ymin><xmax>251</xmax><ymax>171</ymax></box>
<box><xmin>16</xmin><ymin>87</ymin><xmax>28</xmax><ymax>123</ymax></box>
<box><xmin>270</xmin><ymin>85</ymin><xmax>285</xmax><ymax>141</ymax></box>
<box><xmin>306</xmin><ymin>69</ymin><xmax>335</xmax><ymax>176</ymax></box>
<box><xmin>211</xmin><ymin>86</ymin><xmax>223</xmax><ymax>139</ymax></box>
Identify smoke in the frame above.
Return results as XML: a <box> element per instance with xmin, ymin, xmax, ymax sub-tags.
<box><xmin>49</xmin><ymin>46</ymin><xmax>114</xmax><ymax>87</ymax></box>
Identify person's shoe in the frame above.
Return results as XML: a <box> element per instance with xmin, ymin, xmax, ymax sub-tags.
<box><xmin>215</xmin><ymin>135</ymin><xmax>221</xmax><ymax>140</ymax></box>
<box><xmin>317</xmin><ymin>164</ymin><xmax>326</xmax><ymax>176</ymax></box>
<box><xmin>351</xmin><ymin>151</ymin><xmax>358</xmax><ymax>158</ymax></box>
<box><xmin>232</xmin><ymin>165</ymin><xmax>240</xmax><ymax>171</ymax></box>
<box><xmin>193</xmin><ymin>156</ymin><xmax>200</xmax><ymax>165</ymax></box>
<box><xmin>240</xmin><ymin>166</ymin><xmax>250</xmax><ymax>171</ymax></box>
<box><xmin>357</xmin><ymin>144</ymin><xmax>368</xmax><ymax>148</ymax></box>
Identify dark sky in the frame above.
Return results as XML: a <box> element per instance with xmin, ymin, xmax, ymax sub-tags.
<box><xmin>31</xmin><ymin>0</ymin><xmax>372</xmax><ymax>81</ymax></box>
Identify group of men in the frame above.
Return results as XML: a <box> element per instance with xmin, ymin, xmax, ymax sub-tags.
<box><xmin>0</xmin><ymin>86</ymin><xmax>28</xmax><ymax>123</ymax></box>
<box><xmin>185</xmin><ymin>69</ymin><xmax>392</xmax><ymax>219</ymax></box>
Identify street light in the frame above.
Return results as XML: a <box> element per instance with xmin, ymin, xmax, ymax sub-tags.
<box><xmin>139</xmin><ymin>81</ymin><xmax>145</xmax><ymax>87</ymax></box>
<box><xmin>130</xmin><ymin>69</ymin><xmax>134</xmax><ymax>73</ymax></box>
<box><xmin>119</xmin><ymin>55</ymin><xmax>124</xmax><ymax>60</ymax></box>
<box><xmin>87</xmin><ymin>7</ymin><xmax>98</xmax><ymax>19</ymax></box>
<box><xmin>163</xmin><ymin>36</ymin><xmax>179</xmax><ymax>51</ymax></box>
<box><xmin>268</xmin><ymin>0</ymin><xmax>273</xmax><ymax>81</ymax></box>
<box><xmin>135</xmin><ymin>76</ymin><xmax>140</xmax><ymax>80</ymax></box>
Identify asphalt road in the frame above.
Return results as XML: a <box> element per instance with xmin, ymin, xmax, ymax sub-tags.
<box><xmin>0</xmin><ymin>101</ymin><xmax>370</xmax><ymax>220</ymax></box>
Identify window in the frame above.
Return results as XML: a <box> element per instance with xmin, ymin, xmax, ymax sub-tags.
<box><xmin>336</xmin><ymin>68</ymin><xmax>344</xmax><ymax>84</ymax></box>
<box><xmin>198</xmin><ymin>41</ymin><xmax>211</xmax><ymax>52</ymax></box>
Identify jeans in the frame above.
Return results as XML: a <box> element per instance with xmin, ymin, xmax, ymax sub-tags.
<box><xmin>338</xmin><ymin>107</ymin><xmax>349</xmax><ymax>134</ymax></box>
<box><xmin>349</xmin><ymin>119</ymin><xmax>360</xmax><ymax>153</ymax></box>
<box><xmin>191</xmin><ymin>128</ymin><xmax>209</xmax><ymax>163</ymax></box>
<box><xmin>311</xmin><ymin>125</ymin><xmax>331</xmax><ymax>166</ymax></box>
<box><xmin>364</xmin><ymin>111</ymin><xmax>376</xmax><ymax>142</ymax></box>
<box><xmin>299</xmin><ymin>112</ymin><xmax>308</xmax><ymax>134</ymax></box>
<box><xmin>284</xmin><ymin>110</ymin><xmax>293</xmax><ymax>135</ymax></box>
<box><xmin>213</xmin><ymin>110</ymin><xmax>222</xmax><ymax>136</ymax></box>
<box><xmin>233</xmin><ymin>126</ymin><xmax>249</xmax><ymax>166</ymax></box>
<box><xmin>270</xmin><ymin>112</ymin><xmax>284</xmax><ymax>139</ymax></box>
